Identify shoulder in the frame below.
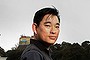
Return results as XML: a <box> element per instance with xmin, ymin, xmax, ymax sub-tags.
<box><xmin>21</xmin><ymin>50</ymin><xmax>44</xmax><ymax>60</ymax></box>
<box><xmin>21</xmin><ymin>44</ymin><xmax>44</xmax><ymax>60</ymax></box>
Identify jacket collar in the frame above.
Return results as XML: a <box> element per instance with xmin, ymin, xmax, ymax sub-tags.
<box><xmin>30</xmin><ymin>39</ymin><xmax>51</xmax><ymax>55</ymax></box>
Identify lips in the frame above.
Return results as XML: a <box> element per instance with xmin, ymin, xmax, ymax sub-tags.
<box><xmin>49</xmin><ymin>36</ymin><xmax>56</xmax><ymax>40</ymax></box>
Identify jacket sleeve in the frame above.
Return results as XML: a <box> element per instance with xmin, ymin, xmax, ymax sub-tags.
<box><xmin>21</xmin><ymin>50</ymin><xmax>44</xmax><ymax>60</ymax></box>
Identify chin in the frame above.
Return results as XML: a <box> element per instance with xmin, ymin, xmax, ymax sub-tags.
<box><xmin>49</xmin><ymin>42</ymin><xmax>55</xmax><ymax>45</ymax></box>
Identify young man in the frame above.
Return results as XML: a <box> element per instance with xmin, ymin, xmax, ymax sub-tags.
<box><xmin>21</xmin><ymin>7</ymin><xmax>60</xmax><ymax>60</ymax></box>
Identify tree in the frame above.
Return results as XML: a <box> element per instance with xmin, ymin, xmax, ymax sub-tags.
<box><xmin>0</xmin><ymin>47</ymin><xmax>6</xmax><ymax>57</ymax></box>
<box><xmin>6</xmin><ymin>50</ymin><xmax>23</xmax><ymax>60</ymax></box>
<box><xmin>6</xmin><ymin>44</ymin><xmax>27</xmax><ymax>60</ymax></box>
<box><xmin>81</xmin><ymin>41</ymin><xmax>90</xmax><ymax>60</ymax></box>
<box><xmin>51</xmin><ymin>42</ymin><xmax>87</xmax><ymax>60</ymax></box>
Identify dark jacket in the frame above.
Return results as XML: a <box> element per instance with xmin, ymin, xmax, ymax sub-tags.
<box><xmin>20</xmin><ymin>39</ymin><xmax>53</xmax><ymax>60</ymax></box>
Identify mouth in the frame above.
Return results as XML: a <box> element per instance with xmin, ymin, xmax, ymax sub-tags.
<box><xmin>49</xmin><ymin>36</ymin><xmax>56</xmax><ymax>40</ymax></box>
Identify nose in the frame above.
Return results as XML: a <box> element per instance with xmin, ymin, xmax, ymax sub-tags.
<box><xmin>50</xmin><ymin>26</ymin><xmax>56</xmax><ymax>34</ymax></box>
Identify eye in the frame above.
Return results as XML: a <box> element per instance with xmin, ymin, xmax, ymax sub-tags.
<box><xmin>56</xmin><ymin>25</ymin><xmax>60</xmax><ymax>28</ymax></box>
<box><xmin>45</xmin><ymin>25</ymin><xmax>50</xmax><ymax>27</ymax></box>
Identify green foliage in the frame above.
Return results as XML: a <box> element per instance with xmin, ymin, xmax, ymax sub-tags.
<box><xmin>51</xmin><ymin>41</ymin><xmax>90</xmax><ymax>60</ymax></box>
<box><xmin>6</xmin><ymin>45</ymin><xmax>26</xmax><ymax>60</ymax></box>
<box><xmin>5</xmin><ymin>41</ymin><xmax>90</xmax><ymax>60</ymax></box>
<box><xmin>6</xmin><ymin>50</ymin><xmax>23</xmax><ymax>60</ymax></box>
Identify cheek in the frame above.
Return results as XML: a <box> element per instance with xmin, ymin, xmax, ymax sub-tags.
<box><xmin>41</xmin><ymin>27</ymin><xmax>50</xmax><ymax>33</ymax></box>
<box><xmin>41</xmin><ymin>29</ymin><xmax>50</xmax><ymax>39</ymax></box>
<box><xmin>42</xmin><ymin>29</ymin><xmax>50</xmax><ymax>36</ymax></box>
<box><xmin>56</xmin><ymin>30</ymin><xmax>60</xmax><ymax>36</ymax></box>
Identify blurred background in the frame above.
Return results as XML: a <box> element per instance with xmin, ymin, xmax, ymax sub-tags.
<box><xmin>0</xmin><ymin>0</ymin><xmax>90</xmax><ymax>51</ymax></box>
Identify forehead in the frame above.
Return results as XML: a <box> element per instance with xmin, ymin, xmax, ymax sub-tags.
<box><xmin>41</xmin><ymin>14</ymin><xmax>59</xmax><ymax>23</ymax></box>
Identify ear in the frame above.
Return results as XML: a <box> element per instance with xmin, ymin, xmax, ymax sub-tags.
<box><xmin>32</xmin><ymin>23</ymin><xmax>38</xmax><ymax>34</ymax></box>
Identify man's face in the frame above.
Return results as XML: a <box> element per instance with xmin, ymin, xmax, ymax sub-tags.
<box><xmin>36</xmin><ymin>14</ymin><xmax>60</xmax><ymax>44</ymax></box>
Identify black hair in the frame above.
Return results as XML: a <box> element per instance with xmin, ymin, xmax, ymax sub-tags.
<box><xmin>33</xmin><ymin>7</ymin><xmax>60</xmax><ymax>26</ymax></box>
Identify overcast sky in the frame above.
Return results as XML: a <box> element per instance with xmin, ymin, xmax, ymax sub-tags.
<box><xmin>0</xmin><ymin>0</ymin><xmax>90</xmax><ymax>51</ymax></box>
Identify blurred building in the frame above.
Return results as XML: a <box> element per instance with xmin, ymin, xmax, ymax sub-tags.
<box><xmin>19</xmin><ymin>35</ymin><xmax>30</xmax><ymax>45</ymax></box>
<box><xmin>17</xmin><ymin>35</ymin><xmax>35</xmax><ymax>51</ymax></box>
<box><xmin>16</xmin><ymin>35</ymin><xmax>30</xmax><ymax>51</ymax></box>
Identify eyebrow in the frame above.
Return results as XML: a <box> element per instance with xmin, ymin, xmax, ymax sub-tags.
<box><xmin>44</xmin><ymin>22</ymin><xmax>60</xmax><ymax>26</ymax></box>
<box><xmin>56</xmin><ymin>23</ymin><xmax>60</xmax><ymax>25</ymax></box>
<box><xmin>44</xmin><ymin>22</ymin><xmax>51</xmax><ymax>24</ymax></box>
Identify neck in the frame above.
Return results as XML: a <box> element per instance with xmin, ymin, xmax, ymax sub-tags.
<box><xmin>33</xmin><ymin>35</ymin><xmax>52</xmax><ymax>47</ymax></box>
